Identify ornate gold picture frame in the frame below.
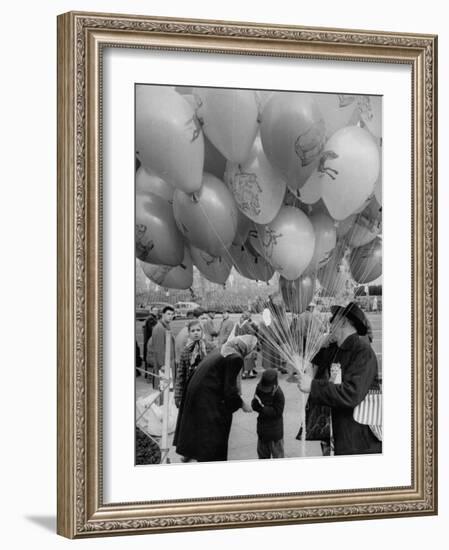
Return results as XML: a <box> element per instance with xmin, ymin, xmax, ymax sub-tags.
<box><xmin>57</xmin><ymin>11</ymin><xmax>437</xmax><ymax>538</ymax></box>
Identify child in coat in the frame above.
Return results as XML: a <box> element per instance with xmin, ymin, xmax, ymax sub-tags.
<box><xmin>251</xmin><ymin>368</ymin><xmax>285</xmax><ymax>459</ymax></box>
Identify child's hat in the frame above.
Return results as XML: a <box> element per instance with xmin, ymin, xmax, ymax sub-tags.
<box><xmin>259</xmin><ymin>368</ymin><xmax>278</xmax><ymax>392</ymax></box>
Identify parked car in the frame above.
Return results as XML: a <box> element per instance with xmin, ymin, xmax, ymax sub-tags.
<box><xmin>174</xmin><ymin>301</ymin><xmax>201</xmax><ymax>319</ymax></box>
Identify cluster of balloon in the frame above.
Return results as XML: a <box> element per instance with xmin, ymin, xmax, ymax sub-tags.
<box><xmin>224</xmin><ymin>137</ymin><xmax>286</xmax><ymax>224</ymax></box>
<box><xmin>135</xmin><ymin>85</ymin><xmax>383</xmax><ymax>297</ymax></box>
<box><xmin>260</xmin><ymin>93</ymin><xmax>326</xmax><ymax>190</ymax></box>
<box><xmin>173</xmin><ymin>172</ymin><xmax>238</xmax><ymax>257</ymax></box>
<box><xmin>279</xmin><ymin>273</ymin><xmax>316</xmax><ymax>314</ymax></box>
<box><xmin>135</xmin><ymin>192</ymin><xmax>184</xmax><ymax>266</ymax></box>
<box><xmin>140</xmin><ymin>248</ymin><xmax>193</xmax><ymax>290</ymax></box>
<box><xmin>349</xmin><ymin>237</ymin><xmax>382</xmax><ymax>284</ymax></box>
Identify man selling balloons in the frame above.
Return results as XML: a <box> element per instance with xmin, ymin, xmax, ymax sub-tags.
<box><xmin>136</xmin><ymin>83</ymin><xmax>382</xmax><ymax>462</ymax></box>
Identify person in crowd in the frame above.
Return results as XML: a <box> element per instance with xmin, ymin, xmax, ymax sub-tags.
<box><xmin>173</xmin><ymin>320</ymin><xmax>215</xmax><ymax>461</ymax></box>
<box><xmin>142</xmin><ymin>306</ymin><xmax>159</xmax><ymax>381</ymax></box>
<box><xmin>174</xmin><ymin>308</ymin><xmax>205</xmax><ymax>363</ymax></box>
<box><xmin>135</xmin><ymin>341</ymin><xmax>142</xmax><ymax>377</ymax></box>
<box><xmin>297</xmin><ymin>302</ymin><xmax>381</xmax><ymax>455</ymax></box>
<box><xmin>202</xmin><ymin>310</ymin><xmax>218</xmax><ymax>346</ymax></box>
<box><xmin>146</xmin><ymin>305</ymin><xmax>176</xmax><ymax>392</ymax></box>
<box><xmin>217</xmin><ymin>310</ymin><xmax>234</xmax><ymax>346</ymax></box>
<box><xmin>233</xmin><ymin>311</ymin><xmax>258</xmax><ymax>379</ymax></box>
<box><xmin>251</xmin><ymin>368</ymin><xmax>285</xmax><ymax>459</ymax></box>
<box><xmin>175</xmin><ymin>335</ymin><xmax>256</xmax><ymax>462</ymax></box>
<box><xmin>174</xmin><ymin>320</ymin><xmax>214</xmax><ymax>409</ymax></box>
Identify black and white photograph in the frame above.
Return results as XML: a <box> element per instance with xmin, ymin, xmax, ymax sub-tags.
<box><xmin>134</xmin><ymin>85</ymin><xmax>383</xmax><ymax>465</ymax></box>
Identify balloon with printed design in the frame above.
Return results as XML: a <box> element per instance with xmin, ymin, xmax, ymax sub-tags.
<box><xmin>136</xmin><ymin>166</ymin><xmax>174</xmax><ymax>202</ymax></box>
<box><xmin>315</xmin><ymin>93</ymin><xmax>360</xmax><ymax>137</ymax></box>
<box><xmin>195</xmin><ymin>88</ymin><xmax>259</xmax><ymax>163</ymax></box>
<box><xmin>349</xmin><ymin>236</ymin><xmax>382</xmax><ymax>284</ymax></box>
<box><xmin>173</xmin><ymin>172</ymin><xmax>238</xmax><ymax>257</ymax></box>
<box><xmin>279</xmin><ymin>274</ymin><xmax>315</xmax><ymax>314</ymax></box>
<box><xmin>256</xmin><ymin>206</ymin><xmax>316</xmax><ymax>281</ymax></box>
<box><xmin>320</xmin><ymin>126</ymin><xmax>380</xmax><ymax>220</ymax></box>
<box><xmin>135</xmin><ymin>192</ymin><xmax>184</xmax><ymax>266</ymax></box>
<box><xmin>190</xmin><ymin>245</ymin><xmax>232</xmax><ymax>285</ymax></box>
<box><xmin>136</xmin><ymin>86</ymin><xmax>204</xmax><ymax>194</ymax></box>
<box><xmin>225</xmin><ymin>137</ymin><xmax>286</xmax><ymax>224</ymax></box>
<box><xmin>260</xmin><ymin>93</ymin><xmax>326</xmax><ymax>190</ymax></box>
<box><xmin>140</xmin><ymin>248</ymin><xmax>193</xmax><ymax>290</ymax></box>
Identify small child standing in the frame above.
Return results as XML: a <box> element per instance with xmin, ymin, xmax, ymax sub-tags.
<box><xmin>251</xmin><ymin>368</ymin><xmax>285</xmax><ymax>459</ymax></box>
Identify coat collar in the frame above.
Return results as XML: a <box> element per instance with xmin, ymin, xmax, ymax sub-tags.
<box><xmin>338</xmin><ymin>333</ymin><xmax>359</xmax><ymax>350</ymax></box>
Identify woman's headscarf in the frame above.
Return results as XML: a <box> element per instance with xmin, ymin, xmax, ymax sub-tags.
<box><xmin>185</xmin><ymin>337</ymin><xmax>207</xmax><ymax>366</ymax></box>
<box><xmin>220</xmin><ymin>335</ymin><xmax>258</xmax><ymax>358</ymax></box>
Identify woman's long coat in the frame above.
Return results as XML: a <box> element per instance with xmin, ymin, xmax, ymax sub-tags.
<box><xmin>174</xmin><ymin>349</ymin><xmax>243</xmax><ymax>462</ymax></box>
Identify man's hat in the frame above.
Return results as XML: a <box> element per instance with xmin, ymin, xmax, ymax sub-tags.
<box><xmin>259</xmin><ymin>368</ymin><xmax>278</xmax><ymax>392</ymax></box>
<box><xmin>330</xmin><ymin>302</ymin><xmax>368</xmax><ymax>336</ymax></box>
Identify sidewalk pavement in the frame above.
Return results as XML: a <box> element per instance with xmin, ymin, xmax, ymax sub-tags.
<box><xmin>136</xmin><ymin>366</ymin><xmax>323</xmax><ymax>464</ymax></box>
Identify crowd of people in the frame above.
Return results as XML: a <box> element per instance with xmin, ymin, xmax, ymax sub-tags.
<box><xmin>136</xmin><ymin>300</ymin><xmax>382</xmax><ymax>463</ymax></box>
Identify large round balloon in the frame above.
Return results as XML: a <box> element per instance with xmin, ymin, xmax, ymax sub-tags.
<box><xmin>315</xmin><ymin>93</ymin><xmax>359</xmax><ymax>137</ymax></box>
<box><xmin>229</xmin><ymin>242</ymin><xmax>275</xmax><ymax>282</ymax></box>
<box><xmin>190</xmin><ymin>245</ymin><xmax>232</xmax><ymax>285</ymax></box>
<box><xmin>136</xmin><ymin>166</ymin><xmax>174</xmax><ymax>201</ymax></box>
<box><xmin>140</xmin><ymin>248</ymin><xmax>193</xmax><ymax>290</ymax></box>
<box><xmin>349</xmin><ymin>237</ymin><xmax>382</xmax><ymax>283</ymax></box>
<box><xmin>260</xmin><ymin>93</ymin><xmax>326</xmax><ymax>190</ymax></box>
<box><xmin>225</xmin><ymin>137</ymin><xmax>286</xmax><ymax>224</ymax></box>
<box><xmin>195</xmin><ymin>88</ymin><xmax>259</xmax><ymax>163</ymax></box>
<box><xmin>358</xmin><ymin>95</ymin><xmax>382</xmax><ymax>138</ymax></box>
<box><xmin>136</xmin><ymin>86</ymin><xmax>204</xmax><ymax>194</ymax></box>
<box><xmin>135</xmin><ymin>192</ymin><xmax>184</xmax><ymax>266</ymax></box>
<box><xmin>320</xmin><ymin>126</ymin><xmax>380</xmax><ymax>220</ymax></box>
<box><xmin>173</xmin><ymin>172</ymin><xmax>238</xmax><ymax>257</ymax></box>
<box><xmin>279</xmin><ymin>274</ymin><xmax>315</xmax><ymax>314</ymax></box>
<box><xmin>348</xmin><ymin>198</ymin><xmax>382</xmax><ymax>248</ymax></box>
<box><xmin>306</xmin><ymin>212</ymin><xmax>337</xmax><ymax>272</ymax></box>
<box><xmin>256</xmin><ymin>206</ymin><xmax>316</xmax><ymax>281</ymax></box>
